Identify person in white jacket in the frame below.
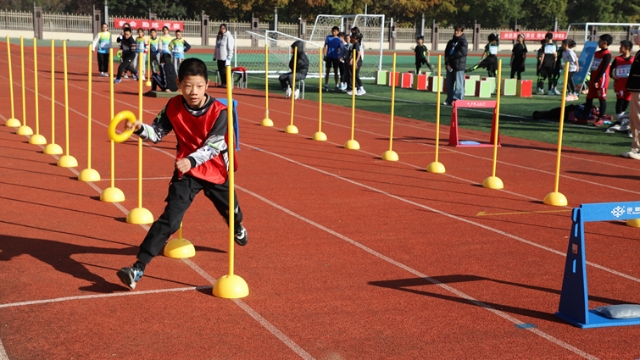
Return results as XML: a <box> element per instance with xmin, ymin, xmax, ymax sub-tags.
<box><xmin>214</xmin><ymin>24</ymin><xmax>235</xmax><ymax>87</ymax></box>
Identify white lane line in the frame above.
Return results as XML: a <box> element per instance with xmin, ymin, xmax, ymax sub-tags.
<box><xmin>234</xmin><ymin>184</ymin><xmax>598</xmax><ymax>360</ymax></box>
<box><xmin>0</xmin><ymin>338</ymin><xmax>7</xmax><ymax>360</ymax></box>
<box><xmin>240</xmin><ymin>141</ymin><xmax>640</xmax><ymax>285</ymax></box>
<box><xmin>0</xmin><ymin>119</ymin><xmax>315</xmax><ymax>360</ymax></box>
<box><xmin>0</xmin><ymin>286</ymin><xmax>210</xmax><ymax>309</ymax></box>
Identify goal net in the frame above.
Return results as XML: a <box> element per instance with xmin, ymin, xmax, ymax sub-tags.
<box><xmin>246</xmin><ymin>31</ymin><xmax>323</xmax><ymax>78</ymax></box>
<box><xmin>309</xmin><ymin>14</ymin><xmax>385</xmax><ymax>79</ymax></box>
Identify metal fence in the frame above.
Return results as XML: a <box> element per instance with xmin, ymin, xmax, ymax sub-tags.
<box><xmin>1</xmin><ymin>10</ymin><xmax>634</xmax><ymax>45</ymax></box>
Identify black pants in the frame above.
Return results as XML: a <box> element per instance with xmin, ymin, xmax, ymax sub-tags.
<box><xmin>583</xmin><ymin>98</ymin><xmax>607</xmax><ymax>120</ymax></box>
<box><xmin>217</xmin><ymin>60</ymin><xmax>227</xmax><ymax>86</ymax></box>
<box><xmin>137</xmin><ymin>172</ymin><xmax>243</xmax><ymax>264</ymax></box>
<box><xmin>325</xmin><ymin>58</ymin><xmax>341</xmax><ymax>84</ymax></box>
<box><xmin>151</xmin><ymin>73</ymin><xmax>164</xmax><ymax>91</ymax></box>
<box><xmin>616</xmin><ymin>98</ymin><xmax>630</xmax><ymax>115</ymax></box>
<box><xmin>279</xmin><ymin>72</ymin><xmax>305</xmax><ymax>90</ymax></box>
<box><xmin>117</xmin><ymin>56</ymin><xmax>138</xmax><ymax>79</ymax></box>
<box><xmin>345</xmin><ymin>64</ymin><xmax>362</xmax><ymax>91</ymax></box>
<box><xmin>150</xmin><ymin>53</ymin><xmax>160</xmax><ymax>73</ymax></box>
<box><xmin>97</xmin><ymin>52</ymin><xmax>109</xmax><ymax>73</ymax></box>
<box><xmin>567</xmin><ymin>71</ymin><xmax>577</xmax><ymax>94</ymax></box>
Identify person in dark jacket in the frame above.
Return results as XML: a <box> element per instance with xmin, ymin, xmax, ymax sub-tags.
<box><xmin>148</xmin><ymin>54</ymin><xmax>179</xmax><ymax>93</ymax></box>
<box><xmin>622</xmin><ymin>29</ymin><xmax>640</xmax><ymax>159</ymax></box>
<box><xmin>444</xmin><ymin>25</ymin><xmax>468</xmax><ymax>105</ymax></box>
<box><xmin>279</xmin><ymin>40</ymin><xmax>309</xmax><ymax>100</ymax></box>
<box><xmin>114</xmin><ymin>28</ymin><xmax>139</xmax><ymax>83</ymax></box>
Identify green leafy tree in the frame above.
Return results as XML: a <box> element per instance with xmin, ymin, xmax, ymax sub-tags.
<box><xmin>519</xmin><ymin>0</ymin><xmax>567</xmax><ymax>29</ymax></box>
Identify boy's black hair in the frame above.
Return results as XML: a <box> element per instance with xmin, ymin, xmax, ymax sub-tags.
<box><xmin>417</xmin><ymin>35</ymin><xmax>424</xmax><ymax>41</ymax></box>
<box><xmin>332</xmin><ymin>26</ymin><xmax>340</xmax><ymax>32</ymax></box>
<box><xmin>150</xmin><ymin>28</ymin><xmax>156</xmax><ymax>33</ymax></box>
<box><xmin>137</xmin><ymin>28</ymin><xmax>145</xmax><ymax>32</ymax></box>
<box><xmin>621</xmin><ymin>39</ymin><xmax>633</xmax><ymax>51</ymax></box>
<box><xmin>162</xmin><ymin>26</ymin><xmax>169</xmax><ymax>31</ymax></box>
<box><xmin>599</xmin><ymin>34</ymin><xmax>613</xmax><ymax>46</ymax></box>
<box><xmin>454</xmin><ymin>24</ymin><xmax>465</xmax><ymax>32</ymax></box>
<box><xmin>101</xmin><ymin>22</ymin><xmax>107</xmax><ymax>27</ymax></box>
<box><xmin>175</xmin><ymin>29</ymin><xmax>182</xmax><ymax>34</ymax></box>
<box><xmin>545</xmin><ymin>32</ymin><xmax>554</xmax><ymax>40</ymax></box>
<box><xmin>177</xmin><ymin>58</ymin><xmax>208</xmax><ymax>82</ymax></box>
<box><xmin>123</xmin><ymin>27</ymin><xmax>131</xmax><ymax>33</ymax></box>
<box><xmin>162</xmin><ymin>53</ymin><xmax>172</xmax><ymax>64</ymax></box>
<box><xmin>488</xmin><ymin>33</ymin><xmax>497</xmax><ymax>42</ymax></box>
<box><xmin>563</xmin><ymin>39</ymin><xmax>576</xmax><ymax>48</ymax></box>
<box><xmin>339</xmin><ymin>32</ymin><xmax>346</xmax><ymax>38</ymax></box>
<box><xmin>351</xmin><ymin>26</ymin><xmax>360</xmax><ymax>34</ymax></box>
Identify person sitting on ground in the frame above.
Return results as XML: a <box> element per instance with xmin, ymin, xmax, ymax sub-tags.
<box><xmin>279</xmin><ymin>40</ymin><xmax>308</xmax><ymax>100</ymax></box>
<box><xmin>148</xmin><ymin>54</ymin><xmax>178</xmax><ymax>93</ymax></box>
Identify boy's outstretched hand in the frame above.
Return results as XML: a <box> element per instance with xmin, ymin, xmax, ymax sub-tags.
<box><xmin>175</xmin><ymin>158</ymin><xmax>192</xmax><ymax>173</ymax></box>
<box><xmin>124</xmin><ymin>120</ymin><xmax>142</xmax><ymax>132</ymax></box>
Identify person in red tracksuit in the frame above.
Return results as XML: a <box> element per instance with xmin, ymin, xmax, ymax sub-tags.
<box><xmin>581</xmin><ymin>34</ymin><xmax>613</xmax><ymax>126</ymax></box>
<box><xmin>610</xmin><ymin>40</ymin><xmax>634</xmax><ymax>121</ymax></box>
<box><xmin>116</xmin><ymin>58</ymin><xmax>247</xmax><ymax>290</ymax></box>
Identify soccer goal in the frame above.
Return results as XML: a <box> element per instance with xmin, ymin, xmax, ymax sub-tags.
<box><xmin>246</xmin><ymin>30</ymin><xmax>323</xmax><ymax>78</ymax></box>
<box><xmin>309</xmin><ymin>14</ymin><xmax>385</xmax><ymax>79</ymax></box>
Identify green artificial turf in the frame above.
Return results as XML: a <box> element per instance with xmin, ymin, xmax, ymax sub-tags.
<box><xmin>204</xmin><ymin>54</ymin><xmax>631</xmax><ymax>156</ymax></box>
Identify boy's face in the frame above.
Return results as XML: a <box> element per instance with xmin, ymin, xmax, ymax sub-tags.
<box><xmin>454</xmin><ymin>29</ymin><xmax>463</xmax><ymax>37</ymax></box>
<box><xmin>151</xmin><ymin>30</ymin><xmax>156</xmax><ymax>37</ymax></box>
<box><xmin>138</xmin><ymin>30</ymin><xmax>144</xmax><ymax>37</ymax></box>
<box><xmin>599</xmin><ymin>39</ymin><xmax>608</xmax><ymax>48</ymax></box>
<box><xmin>178</xmin><ymin>75</ymin><xmax>209</xmax><ymax>107</ymax></box>
<box><xmin>123</xmin><ymin>31</ymin><xmax>131</xmax><ymax>39</ymax></box>
<box><xmin>417</xmin><ymin>38</ymin><xmax>423</xmax><ymax>45</ymax></box>
<box><xmin>620</xmin><ymin>44</ymin><xmax>630</xmax><ymax>54</ymax></box>
<box><xmin>163</xmin><ymin>28</ymin><xmax>169</xmax><ymax>35</ymax></box>
<box><xmin>332</xmin><ymin>29</ymin><xmax>339</xmax><ymax>37</ymax></box>
<box><xmin>102</xmin><ymin>24</ymin><xmax>108</xmax><ymax>32</ymax></box>
<box><xmin>176</xmin><ymin>31</ymin><xmax>182</xmax><ymax>39</ymax></box>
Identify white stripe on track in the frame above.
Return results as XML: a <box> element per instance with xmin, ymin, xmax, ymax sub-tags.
<box><xmin>0</xmin><ymin>121</ymin><xmax>315</xmax><ymax>360</ymax></box>
<box><xmin>235</xmin><ymin>184</ymin><xmax>598</xmax><ymax>360</ymax></box>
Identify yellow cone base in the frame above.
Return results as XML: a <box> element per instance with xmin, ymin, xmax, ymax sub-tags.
<box><xmin>313</xmin><ymin>131</ymin><xmax>327</xmax><ymax>141</ymax></box>
<box><xmin>626</xmin><ymin>219</ymin><xmax>640</xmax><ymax>228</ymax></box>
<box><xmin>381</xmin><ymin>150</ymin><xmax>399</xmax><ymax>161</ymax></box>
<box><xmin>29</xmin><ymin>134</ymin><xmax>47</xmax><ymax>145</ymax></box>
<box><xmin>5</xmin><ymin>118</ymin><xmax>21</xmax><ymax>128</ymax></box>
<box><xmin>78</xmin><ymin>168</ymin><xmax>101</xmax><ymax>182</ymax></box>
<box><xmin>427</xmin><ymin>161</ymin><xmax>446</xmax><ymax>174</ymax></box>
<box><xmin>44</xmin><ymin>143</ymin><xmax>63</xmax><ymax>155</ymax></box>
<box><xmin>344</xmin><ymin>139</ymin><xmax>360</xmax><ymax>150</ymax></box>
<box><xmin>164</xmin><ymin>238</ymin><xmax>196</xmax><ymax>258</ymax></box>
<box><xmin>145</xmin><ymin>80</ymin><xmax>152</xmax><ymax>87</ymax></box>
<box><xmin>100</xmin><ymin>187</ymin><xmax>125</xmax><ymax>202</ymax></box>
<box><xmin>213</xmin><ymin>274</ymin><xmax>249</xmax><ymax>299</ymax></box>
<box><xmin>16</xmin><ymin>125</ymin><xmax>33</xmax><ymax>136</ymax></box>
<box><xmin>57</xmin><ymin>155</ymin><xmax>78</xmax><ymax>168</ymax></box>
<box><xmin>543</xmin><ymin>191</ymin><xmax>568</xmax><ymax>207</ymax></box>
<box><xmin>261</xmin><ymin>117</ymin><xmax>274</xmax><ymax>127</ymax></box>
<box><xmin>126</xmin><ymin>207</ymin><xmax>154</xmax><ymax>225</ymax></box>
<box><xmin>482</xmin><ymin>176</ymin><xmax>504</xmax><ymax>189</ymax></box>
<box><xmin>285</xmin><ymin>124</ymin><xmax>298</xmax><ymax>134</ymax></box>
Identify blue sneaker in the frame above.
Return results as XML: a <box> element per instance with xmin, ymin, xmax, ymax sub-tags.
<box><xmin>117</xmin><ymin>265</ymin><xmax>144</xmax><ymax>290</ymax></box>
<box><xmin>114</xmin><ymin>78</ymin><xmax>121</xmax><ymax>84</ymax></box>
<box><xmin>132</xmin><ymin>74</ymin><xmax>138</xmax><ymax>81</ymax></box>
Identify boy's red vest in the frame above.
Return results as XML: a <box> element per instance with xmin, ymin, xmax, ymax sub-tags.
<box><xmin>166</xmin><ymin>97</ymin><xmax>232</xmax><ymax>184</ymax></box>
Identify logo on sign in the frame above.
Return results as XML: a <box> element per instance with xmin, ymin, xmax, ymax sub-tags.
<box><xmin>611</xmin><ymin>206</ymin><xmax>625</xmax><ymax>217</ymax></box>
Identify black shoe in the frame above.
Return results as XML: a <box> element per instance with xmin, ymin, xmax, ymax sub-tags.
<box><xmin>117</xmin><ymin>265</ymin><xmax>144</xmax><ymax>290</ymax></box>
<box><xmin>234</xmin><ymin>224</ymin><xmax>248</xmax><ymax>246</ymax></box>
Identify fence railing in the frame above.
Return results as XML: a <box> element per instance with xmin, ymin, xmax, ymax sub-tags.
<box><xmin>1</xmin><ymin>10</ymin><xmax>633</xmax><ymax>46</ymax></box>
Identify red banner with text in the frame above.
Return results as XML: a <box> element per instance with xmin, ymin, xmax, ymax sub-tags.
<box><xmin>500</xmin><ymin>31</ymin><xmax>567</xmax><ymax>41</ymax></box>
<box><xmin>113</xmin><ymin>18</ymin><xmax>184</xmax><ymax>31</ymax></box>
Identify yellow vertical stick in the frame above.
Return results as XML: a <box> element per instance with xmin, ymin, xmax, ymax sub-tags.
<box><xmin>344</xmin><ymin>48</ymin><xmax>360</xmax><ymax>150</ymax></box>
<box><xmin>284</xmin><ymin>46</ymin><xmax>298</xmax><ymax>134</ymax></box>
<box><xmin>146</xmin><ymin>46</ymin><xmax>152</xmax><ymax>87</ymax></box>
<box><xmin>427</xmin><ymin>55</ymin><xmax>446</xmax><ymax>173</ymax></box>
<box><xmin>481</xmin><ymin>59</ymin><xmax>503</xmax><ymax>189</ymax></box>
<box><xmin>16</xmin><ymin>37</ymin><xmax>33</xmax><ymax>135</ymax></box>
<box><xmin>5</xmin><ymin>36</ymin><xmax>20</xmax><ymax>127</ymax></box>
<box><xmin>44</xmin><ymin>40</ymin><xmax>62</xmax><ymax>154</ymax></box>
<box><xmin>543</xmin><ymin>62</ymin><xmax>570</xmax><ymax>206</ymax></box>
<box><xmin>261</xmin><ymin>43</ymin><xmax>273</xmax><ymax>126</ymax></box>
<box><xmin>138</xmin><ymin>53</ymin><xmax>143</xmax><ymax>209</ymax></box>
<box><xmin>226</xmin><ymin>65</ymin><xmax>235</xmax><ymax>277</ymax></box>
<box><xmin>78</xmin><ymin>44</ymin><xmax>100</xmax><ymax>181</ymax></box>
<box><xmin>57</xmin><ymin>40</ymin><xmax>78</xmax><ymax>167</ymax></box>
<box><xmin>313</xmin><ymin>50</ymin><xmax>327</xmax><ymax>141</ymax></box>
<box><xmin>29</xmin><ymin>38</ymin><xmax>46</xmax><ymax>144</ymax></box>
<box><xmin>381</xmin><ymin>53</ymin><xmax>398</xmax><ymax>161</ymax></box>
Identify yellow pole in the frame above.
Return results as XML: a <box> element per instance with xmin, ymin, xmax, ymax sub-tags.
<box><xmin>56</xmin><ymin>40</ymin><xmax>78</xmax><ymax>167</ymax></box>
<box><xmin>481</xmin><ymin>59</ymin><xmax>503</xmax><ymax>189</ymax></box>
<box><xmin>226</xmin><ymin>65</ymin><xmax>235</xmax><ymax>276</ymax></box>
<box><xmin>261</xmin><ymin>43</ymin><xmax>273</xmax><ymax>126</ymax></box>
<box><xmin>284</xmin><ymin>46</ymin><xmax>298</xmax><ymax>134</ymax></box>
<box><xmin>29</xmin><ymin>37</ymin><xmax>47</xmax><ymax>144</ymax></box>
<box><xmin>44</xmin><ymin>40</ymin><xmax>62</xmax><ymax>153</ymax></box>
<box><xmin>543</xmin><ymin>62</ymin><xmax>570</xmax><ymax>206</ymax></box>
<box><xmin>5</xmin><ymin>36</ymin><xmax>20</xmax><ymax>127</ymax></box>
<box><xmin>313</xmin><ymin>49</ymin><xmax>327</xmax><ymax>141</ymax></box>
<box><xmin>138</xmin><ymin>53</ymin><xmax>143</xmax><ymax>209</ymax></box>
<box><xmin>110</xmin><ymin>48</ymin><xmax>115</xmax><ymax>188</ymax></box>
<box><xmin>145</xmin><ymin>46</ymin><xmax>151</xmax><ymax>87</ymax></box>
<box><xmin>16</xmin><ymin>36</ymin><xmax>33</xmax><ymax>135</ymax></box>
<box><xmin>381</xmin><ymin>53</ymin><xmax>398</xmax><ymax>161</ymax></box>
<box><xmin>344</xmin><ymin>48</ymin><xmax>360</xmax><ymax>150</ymax></box>
<box><xmin>426</xmin><ymin>55</ymin><xmax>445</xmax><ymax>173</ymax></box>
<box><xmin>78</xmin><ymin>44</ymin><xmax>100</xmax><ymax>181</ymax></box>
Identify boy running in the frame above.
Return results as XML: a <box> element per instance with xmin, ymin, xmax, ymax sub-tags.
<box><xmin>114</xmin><ymin>28</ymin><xmax>139</xmax><ymax>83</ymax></box>
<box><xmin>414</xmin><ymin>35</ymin><xmax>433</xmax><ymax>74</ymax></box>
<box><xmin>323</xmin><ymin>26</ymin><xmax>344</xmax><ymax>91</ymax></box>
<box><xmin>117</xmin><ymin>58</ymin><xmax>248</xmax><ymax>289</ymax></box>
